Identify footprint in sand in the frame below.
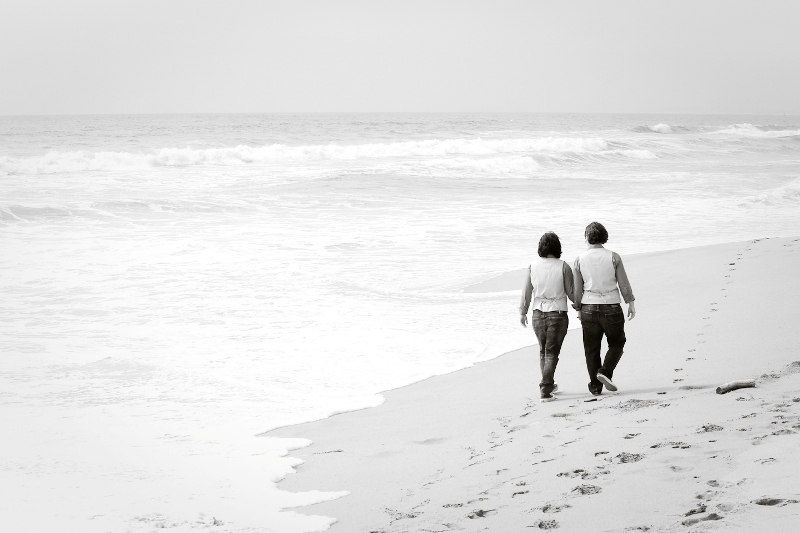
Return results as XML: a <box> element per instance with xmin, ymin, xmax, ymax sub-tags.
<box><xmin>557</xmin><ymin>468</ymin><xmax>609</xmax><ymax>480</ymax></box>
<box><xmin>467</xmin><ymin>509</ymin><xmax>496</xmax><ymax>519</ymax></box>
<box><xmin>540</xmin><ymin>503</ymin><xmax>571</xmax><ymax>513</ymax></box>
<box><xmin>650</xmin><ymin>441</ymin><xmax>690</xmax><ymax>449</ymax></box>
<box><xmin>695</xmin><ymin>490</ymin><xmax>717</xmax><ymax>501</ymax></box>
<box><xmin>753</xmin><ymin>498</ymin><xmax>799</xmax><ymax>506</ymax></box>
<box><xmin>682</xmin><ymin>513</ymin><xmax>723</xmax><ymax>526</ymax></box>
<box><xmin>698</xmin><ymin>424</ymin><xmax>724</xmax><ymax>433</ymax></box>
<box><xmin>383</xmin><ymin>508</ymin><xmax>421</xmax><ymax>521</ymax></box>
<box><xmin>532</xmin><ymin>519</ymin><xmax>559</xmax><ymax>529</ymax></box>
<box><xmin>496</xmin><ymin>416</ymin><xmax>511</xmax><ymax>426</ymax></box>
<box><xmin>571</xmin><ymin>484</ymin><xmax>602</xmax><ymax>495</ymax></box>
<box><xmin>606</xmin><ymin>452</ymin><xmax>644</xmax><ymax>464</ymax></box>
<box><xmin>684</xmin><ymin>504</ymin><xmax>706</xmax><ymax>516</ymax></box>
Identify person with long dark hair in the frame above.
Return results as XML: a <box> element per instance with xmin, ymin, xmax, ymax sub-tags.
<box><xmin>520</xmin><ymin>232</ymin><xmax>576</xmax><ymax>402</ymax></box>
<box><xmin>573</xmin><ymin>222</ymin><xmax>636</xmax><ymax>396</ymax></box>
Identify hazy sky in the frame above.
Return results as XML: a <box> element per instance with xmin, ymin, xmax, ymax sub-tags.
<box><xmin>2</xmin><ymin>0</ymin><xmax>799</xmax><ymax>115</ymax></box>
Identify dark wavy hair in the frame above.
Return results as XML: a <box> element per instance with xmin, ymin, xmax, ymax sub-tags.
<box><xmin>537</xmin><ymin>232</ymin><xmax>562</xmax><ymax>258</ymax></box>
<box><xmin>585</xmin><ymin>222</ymin><xmax>609</xmax><ymax>245</ymax></box>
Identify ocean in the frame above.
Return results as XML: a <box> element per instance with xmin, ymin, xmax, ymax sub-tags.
<box><xmin>1</xmin><ymin>113</ymin><xmax>799</xmax><ymax>532</ymax></box>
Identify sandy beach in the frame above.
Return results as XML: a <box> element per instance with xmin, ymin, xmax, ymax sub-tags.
<box><xmin>269</xmin><ymin>236</ymin><xmax>800</xmax><ymax>532</ymax></box>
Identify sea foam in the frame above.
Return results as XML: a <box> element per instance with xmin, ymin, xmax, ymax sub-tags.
<box><xmin>714</xmin><ymin>123</ymin><xmax>800</xmax><ymax>138</ymax></box>
<box><xmin>651</xmin><ymin>124</ymin><xmax>673</xmax><ymax>134</ymax></box>
<box><xmin>0</xmin><ymin>137</ymin><xmax>608</xmax><ymax>175</ymax></box>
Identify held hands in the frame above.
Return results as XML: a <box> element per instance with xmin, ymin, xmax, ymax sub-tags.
<box><xmin>520</xmin><ymin>314</ymin><xmax>528</xmax><ymax>327</ymax></box>
<box><xmin>627</xmin><ymin>301</ymin><xmax>636</xmax><ymax>321</ymax></box>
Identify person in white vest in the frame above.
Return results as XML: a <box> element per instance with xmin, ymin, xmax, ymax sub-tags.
<box><xmin>573</xmin><ymin>222</ymin><xmax>636</xmax><ymax>396</ymax></box>
<box><xmin>519</xmin><ymin>232</ymin><xmax>576</xmax><ymax>402</ymax></box>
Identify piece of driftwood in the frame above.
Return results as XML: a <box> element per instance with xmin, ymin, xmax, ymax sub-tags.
<box><xmin>716</xmin><ymin>379</ymin><xmax>756</xmax><ymax>394</ymax></box>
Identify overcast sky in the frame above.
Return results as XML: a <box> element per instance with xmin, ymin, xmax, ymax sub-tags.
<box><xmin>2</xmin><ymin>0</ymin><xmax>798</xmax><ymax>115</ymax></box>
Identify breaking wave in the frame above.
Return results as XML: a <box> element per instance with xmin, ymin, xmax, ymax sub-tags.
<box><xmin>631</xmin><ymin>124</ymin><xmax>692</xmax><ymax>134</ymax></box>
<box><xmin>0</xmin><ymin>137</ymin><xmax>609</xmax><ymax>175</ymax></box>
<box><xmin>713</xmin><ymin>123</ymin><xmax>800</xmax><ymax>138</ymax></box>
<box><xmin>650</xmin><ymin>124</ymin><xmax>673</xmax><ymax>134</ymax></box>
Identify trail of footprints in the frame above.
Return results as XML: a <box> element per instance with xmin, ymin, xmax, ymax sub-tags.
<box><xmin>676</xmin><ymin>241</ymin><xmax>754</xmax><ymax>381</ymax></box>
<box><xmin>371</xmin><ymin>362</ymin><xmax>800</xmax><ymax>532</ymax></box>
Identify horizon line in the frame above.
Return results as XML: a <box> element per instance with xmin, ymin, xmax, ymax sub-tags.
<box><xmin>2</xmin><ymin>110</ymin><xmax>799</xmax><ymax>118</ymax></box>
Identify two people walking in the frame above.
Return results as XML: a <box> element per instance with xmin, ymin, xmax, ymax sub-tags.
<box><xmin>519</xmin><ymin>222</ymin><xmax>636</xmax><ymax>402</ymax></box>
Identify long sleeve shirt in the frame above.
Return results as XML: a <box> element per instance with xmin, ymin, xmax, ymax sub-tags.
<box><xmin>572</xmin><ymin>245</ymin><xmax>635</xmax><ymax>310</ymax></box>
<box><xmin>519</xmin><ymin>258</ymin><xmax>576</xmax><ymax>315</ymax></box>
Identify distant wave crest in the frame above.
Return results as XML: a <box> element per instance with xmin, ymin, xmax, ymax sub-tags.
<box><xmin>713</xmin><ymin>123</ymin><xmax>800</xmax><ymax>138</ymax></box>
<box><xmin>631</xmin><ymin>124</ymin><xmax>691</xmax><ymax>134</ymax></box>
<box><xmin>0</xmin><ymin>137</ymin><xmax>609</xmax><ymax>175</ymax></box>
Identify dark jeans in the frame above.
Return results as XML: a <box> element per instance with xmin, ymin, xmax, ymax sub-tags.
<box><xmin>532</xmin><ymin>310</ymin><xmax>569</xmax><ymax>396</ymax></box>
<box><xmin>580</xmin><ymin>303</ymin><xmax>626</xmax><ymax>393</ymax></box>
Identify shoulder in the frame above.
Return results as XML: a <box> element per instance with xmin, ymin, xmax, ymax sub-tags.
<box><xmin>611</xmin><ymin>250</ymin><xmax>623</xmax><ymax>264</ymax></box>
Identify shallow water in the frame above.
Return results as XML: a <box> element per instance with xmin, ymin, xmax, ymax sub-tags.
<box><xmin>1</xmin><ymin>113</ymin><xmax>799</xmax><ymax>531</ymax></box>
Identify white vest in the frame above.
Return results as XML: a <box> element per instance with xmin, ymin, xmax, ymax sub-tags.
<box><xmin>530</xmin><ymin>257</ymin><xmax>568</xmax><ymax>312</ymax></box>
<box><xmin>578</xmin><ymin>247</ymin><xmax>622</xmax><ymax>304</ymax></box>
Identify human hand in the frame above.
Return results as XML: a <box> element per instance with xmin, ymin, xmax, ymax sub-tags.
<box><xmin>627</xmin><ymin>301</ymin><xmax>636</xmax><ymax>321</ymax></box>
<box><xmin>520</xmin><ymin>314</ymin><xmax>528</xmax><ymax>327</ymax></box>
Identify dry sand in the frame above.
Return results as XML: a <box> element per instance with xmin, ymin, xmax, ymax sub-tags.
<box><xmin>268</xmin><ymin>237</ymin><xmax>800</xmax><ymax>532</ymax></box>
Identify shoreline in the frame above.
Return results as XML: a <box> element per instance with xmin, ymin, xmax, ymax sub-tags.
<box><xmin>268</xmin><ymin>236</ymin><xmax>800</xmax><ymax>532</ymax></box>
<box><xmin>263</xmin><ymin>238</ymin><xmax>767</xmax><ymax>436</ymax></box>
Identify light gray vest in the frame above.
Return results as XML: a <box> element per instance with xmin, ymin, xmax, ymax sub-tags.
<box><xmin>578</xmin><ymin>247</ymin><xmax>622</xmax><ymax>304</ymax></box>
<box><xmin>530</xmin><ymin>257</ymin><xmax>568</xmax><ymax>312</ymax></box>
